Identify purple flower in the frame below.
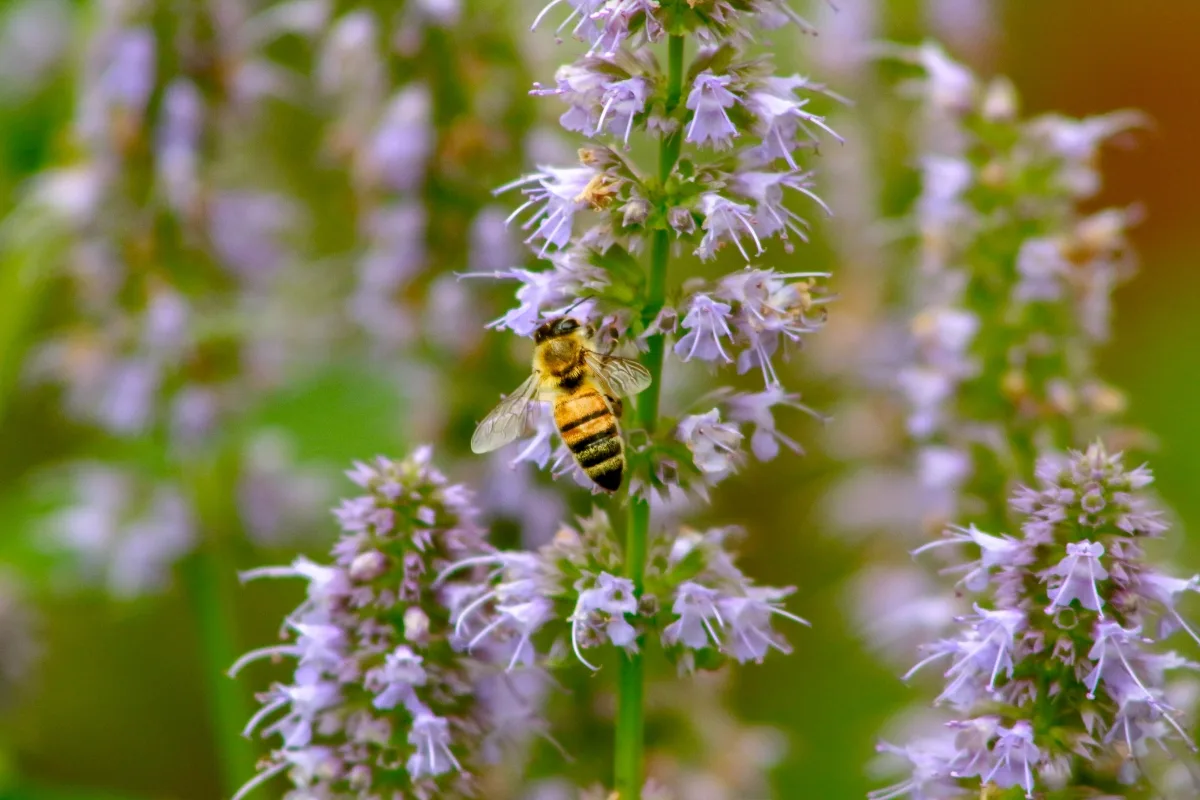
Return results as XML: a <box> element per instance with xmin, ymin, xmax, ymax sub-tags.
<box><xmin>406</xmin><ymin>712</ymin><xmax>461</xmax><ymax>779</ymax></box>
<box><xmin>711</xmin><ymin>268</ymin><xmax>828</xmax><ymax>385</ymax></box>
<box><xmin>725</xmin><ymin>385</ymin><xmax>822</xmax><ymax>461</ymax></box>
<box><xmin>588</xmin><ymin>0</ymin><xmax>663</xmax><ymax>55</ymax></box>
<box><xmin>743</xmin><ymin>75</ymin><xmax>843</xmax><ymax>168</ymax></box>
<box><xmin>50</xmin><ymin>466</ymin><xmax>196</xmax><ymax>598</ymax></box>
<box><xmin>686</xmin><ymin>72</ymin><xmax>739</xmax><ymax>148</ymax></box>
<box><xmin>363</xmin><ymin>83</ymin><xmax>433</xmax><ymax>193</ymax></box>
<box><xmin>532</xmin><ymin>61</ymin><xmax>610</xmax><ymax>135</ymax></box>
<box><xmin>572</xmin><ymin>572</ymin><xmax>639</xmax><ymax>657</ymax></box>
<box><xmin>498</xmin><ymin>166</ymin><xmax>607</xmax><ymax>255</ymax></box>
<box><xmin>662</xmin><ymin>581</ymin><xmax>724</xmax><ymax>650</ymax></box>
<box><xmin>732</xmin><ymin>169</ymin><xmax>830</xmax><ymax>247</ymax></box>
<box><xmin>463</xmin><ymin>252</ymin><xmax>608</xmax><ymax>335</ymax></box>
<box><xmin>597</xmin><ymin>76</ymin><xmax>649</xmax><ymax>144</ymax></box>
<box><xmin>100</xmin><ymin>27</ymin><xmax>157</xmax><ymax>116</ymax></box>
<box><xmin>674</xmin><ymin>294</ymin><xmax>734</xmax><ymax>363</ymax></box>
<box><xmin>717</xmin><ymin>586</ymin><xmax>808</xmax><ymax>664</ymax></box>
<box><xmin>1139</xmin><ymin>571</ymin><xmax>1200</xmax><ymax>645</ymax></box>
<box><xmin>983</xmin><ymin>722</ymin><xmax>1042</xmax><ymax>797</ymax></box>
<box><xmin>676</xmin><ymin>409</ymin><xmax>744</xmax><ymax>480</ymax></box>
<box><xmin>695</xmin><ymin>193</ymin><xmax>762</xmax><ymax>261</ymax></box>
<box><xmin>911</xmin><ymin>524</ymin><xmax>1024</xmax><ymax>592</ymax></box>
<box><xmin>368</xmin><ymin>647</ymin><xmax>427</xmax><ymax>710</ymax></box>
<box><xmin>207</xmin><ymin>191</ymin><xmax>297</xmax><ymax>281</ymax></box>
<box><xmin>529</xmin><ymin>0</ymin><xmax>604</xmax><ymax>44</ymax></box>
<box><xmin>1083</xmin><ymin>621</ymin><xmax>1150</xmax><ymax>700</ymax></box>
<box><xmin>155</xmin><ymin>80</ymin><xmax>204</xmax><ymax>215</ymax></box>
<box><xmin>1043</xmin><ymin>540</ymin><xmax>1108</xmax><ymax>617</ymax></box>
<box><xmin>869</xmin><ymin>736</ymin><xmax>962</xmax><ymax>800</ymax></box>
<box><xmin>234</xmin><ymin>449</ymin><xmax>533</xmax><ymax>798</ymax></box>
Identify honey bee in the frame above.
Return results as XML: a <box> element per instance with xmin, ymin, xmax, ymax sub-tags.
<box><xmin>471</xmin><ymin>317</ymin><xmax>652</xmax><ymax>491</ymax></box>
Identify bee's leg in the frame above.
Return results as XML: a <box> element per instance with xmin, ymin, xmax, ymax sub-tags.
<box><xmin>605</xmin><ymin>394</ymin><xmax>624</xmax><ymax>418</ymax></box>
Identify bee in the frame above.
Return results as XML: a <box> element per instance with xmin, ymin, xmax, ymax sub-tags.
<box><xmin>471</xmin><ymin>316</ymin><xmax>652</xmax><ymax>491</ymax></box>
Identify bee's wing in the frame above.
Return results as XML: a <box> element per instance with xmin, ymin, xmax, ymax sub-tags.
<box><xmin>471</xmin><ymin>372</ymin><xmax>540</xmax><ymax>454</ymax></box>
<box><xmin>584</xmin><ymin>350</ymin><xmax>652</xmax><ymax>397</ymax></box>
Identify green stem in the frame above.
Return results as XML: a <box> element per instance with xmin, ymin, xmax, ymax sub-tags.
<box><xmin>180</xmin><ymin>452</ymin><xmax>257</xmax><ymax>796</ymax></box>
<box><xmin>658</xmin><ymin>35</ymin><xmax>685</xmax><ymax>184</ymax></box>
<box><xmin>615</xmin><ymin>33</ymin><xmax>685</xmax><ymax>800</ymax></box>
<box><xmin>0</xmin><ymin>216</ymin><xmax>60</xmax><ymax>428</ymax></box>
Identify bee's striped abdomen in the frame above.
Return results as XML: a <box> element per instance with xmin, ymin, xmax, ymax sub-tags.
<box><xmin>554</xmin><ymin>388</ymin><xmax>623</xmax><ymax>491</ymax></box>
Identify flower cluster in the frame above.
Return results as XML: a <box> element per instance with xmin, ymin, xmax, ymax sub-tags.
<box><xmin>448</xmin><ymin>510</ymin><xmax>806</xmax><ymax>675</ymax></box>
<box><xmin>482</xmin><ymin>266</ymin><xmax>831</xmax><ymax>505</ymax></box>
<box><xmin>484</xmin><ymin>10</ymin><xmax>839</xmax><ymax>319</ymax></box>
<box><xmin>497</xmin><ymin>67</ymin><xmax>838</xmax><ymax>298</ymax></box>
<box><xmin>21</xmin><ymin>0</ymin><xmax>537</xmax><ymax>598</ymax></box>
<box><xmin>472</xmin><ymin>1</ymin><xmax>841</xmax><ymax>509</ymax></box>
<box><xmin>46</xmin><ymin>464</ymin><xmax>195</xmax><ymax>598</ymax></box>
<box><xmin>440</xmin><ymin>508</ymin><xmax>629</xmax><ymax>673</ymax></box>
<box><xmin>315</xmin><ymin>0</ymin><xmax>531</xmax><ymax>357</ymax></box>
<box><xmin>651</xmin><ymin>524</ymin><xmax>808</xmax><ymax>671</ymax></box>
<box><xmin>892</xmin><ymin>44</ymin><xmax>1141</xmax><ymax>533</ymax></box>
<box><xmin>461</xmin><ymin>5</ymin><xmax>841</xmax><ymax>795</ymax></box>
<box><xmin>673</xmin><ymin>268</ymin><xmax>830</xmax><ymax>384</ymax></box>
<box><xmin>28</xmin><ymin>2</ymin><xmax>300</xmax><ymax>443</ymax></box>
<box><xmin>232</xmin><ymin>447</ymin><xmax>540</xmax><ymax>799</ymax></box>
<box><xmin>876</xmin><ymin>445</ymin><xmax>1198</xmax><ymax>797</ymax></box>
<box><xmin>15</xmin><ymin>2</ymin><xmax>321</xmax><ymax>598</ymax></box>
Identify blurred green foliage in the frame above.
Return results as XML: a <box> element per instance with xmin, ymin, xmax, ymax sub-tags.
<box><xmin>1</xmin><ymin>1</ymin><xmax>1199</xmax><ymax>799</ymax></box>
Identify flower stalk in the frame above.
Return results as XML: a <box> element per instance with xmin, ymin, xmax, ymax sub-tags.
<box><xmin>617</xmin><ymin>34</ymin><xmax>687</xmax><ymax>797</ymax></box>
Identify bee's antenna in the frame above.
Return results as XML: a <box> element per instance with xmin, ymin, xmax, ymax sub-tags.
<box><xmin>560</xmin><ymin>295</ymin><xmax>593</xmax><ymax>317</ymax></box>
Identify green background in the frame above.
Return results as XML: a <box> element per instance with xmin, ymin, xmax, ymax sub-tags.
<box><xmin>1</xmin><ymin>1</ymin><xmax>1199</xmax><ymax>798</ymax></box>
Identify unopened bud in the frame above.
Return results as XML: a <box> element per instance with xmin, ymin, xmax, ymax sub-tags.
<box><xmin>622</xmin><ymin>197</ymin><xmax>650</xmax><ymax>226</ymax></box>
<box><xmin>403</xmin><ymin>606</ymin><xmax>430</xmax><ymax>643</ymax></box>
<box><xmin>349</xmin><ymin>550</ymin><xmax>389</xmax><ymax>582</ymax></box>
<box><xmin>668</xmin><ymin>206</ymin><xmax>696</xmax><ymax>236</ymax></box>
<box><xmin>981</xmin><ymin>77</ymin><xmax>1018</xmax><ymax>123</ymax></box>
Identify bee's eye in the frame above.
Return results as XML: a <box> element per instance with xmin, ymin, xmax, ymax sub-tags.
<box><xmin>556</xmin><ymin>318</ymin><xmax>579</xmax><ymax>335</ymax></box>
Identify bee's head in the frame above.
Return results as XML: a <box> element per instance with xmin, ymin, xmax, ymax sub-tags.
<box><xmin>534</xmin><ymin>316</ymin><xmax>582</xmax><ymax>343</ymax></box>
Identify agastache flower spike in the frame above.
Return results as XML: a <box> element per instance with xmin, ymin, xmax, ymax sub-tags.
<box><xmin>234</xmin><ymin>449</ymin><xmax>540</xmax><ymax>798</ymax></box>
<box><xmin>881</xmin><ymin>446</ymin><xmax>1200</xmax><ymax>796</ymax></box>
<box><xmin>470</xmin><ymin>1</ymin><xmax>840</xmax><ymax>795</ymax></box>
<box><xmin>888</xmin><ymin>45</ymin><xmax>1144</xmax><ymax>532</ymax></box>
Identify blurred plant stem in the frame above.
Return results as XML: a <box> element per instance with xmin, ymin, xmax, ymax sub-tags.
<box><xmin>616</xmin><ymin>33</ymin><xmax>685</xmax><ymax>800</ymax></box>
<box><xmin>0</xmin><ymin>213</ymin><xmax>61</xmax><ymax>428</ymax></box>
<box><xmin>179</xmin><ymin>448</ymin><xmax>257</xmax><ymax>795</ymax></box>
